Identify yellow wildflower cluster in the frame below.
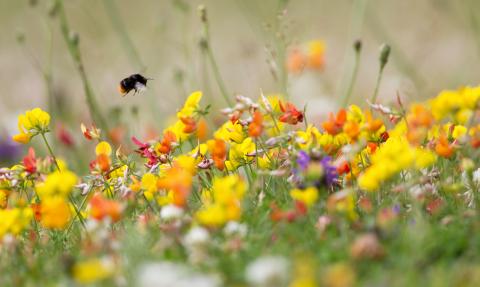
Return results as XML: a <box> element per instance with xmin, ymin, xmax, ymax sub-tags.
<box><xmin>36</xmin><ymin>170</ymin><xmax>78</xmax><ymax>229</ymax></box>
<box><xmin>358</xmin><ymin>137</ymin><xmax>436</xmax><ymax>191</ymax></box>
<box><xmin>0</xmin><ymin>207</ymin><xmax>33</xmax><ymax>239</ymax></box>
<box><xmin>196</xmin><ymin>175</ymin><xmax>246</xmax><ymax>227</ymax></box>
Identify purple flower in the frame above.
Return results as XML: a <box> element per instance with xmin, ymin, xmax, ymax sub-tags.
<box><xmin>0</xmin><ymin>137</ymin><xmax>21</xmax><ymax>163</ymax></box>
<box><xmin>297</xmin><ymin>151</ymin><xmax>310</xmax><ymax>171</ymax></box>
<box><xmin>320</xmin><ymin>156</ymin><xmax>337</xmax><ymax>186</ymax></box>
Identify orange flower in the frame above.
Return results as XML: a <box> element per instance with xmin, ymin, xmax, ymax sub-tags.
<box><xmin>208</xmin><ymin>139</ymin><xmax>227</xmax><ymax>170</ymax></box>
<box><xmin>196</xmin><ymin>118</ymin><xmax>209</xmax><ymax>142</ymax></box>
<box><xmin>365</xmin><ymin>112</ymin><xmax>383</xmax><ymax>133</ymax></box>
<box><xmin>180</xmin><ymin>116</ymin><xmax>197</xmax><ymax>134</ymax></box>
<box><xmin>306</xmin><ymin>40</ymin><xmax>326</xmax><ymax>70</ymax></box>
<box><xmin>322</xmin><ymin>109</ymin><xmax>346</xmax><ymax>135</ymax></box>
<box><xmin>279</xmin><ymin>101</ymin><xmax>304</xmax><ymax>125</ymax></box>
<box><xmin>156</xmin><ymin>131</ymin><xmax>177</xmax><ymax>154</ymax></box>
<box><xmin>248</xmin><ymin>111</ymin><xmax>264</xmax><ymax>138</ymax></box>
<box><xmin>287</xmin><ymin>48</ymin><xmax>306</xmax><ymax>74</ymax></box>
<box><xmin>435</xmin><ymin>134</ymin><xmax>454</xmax><ymax>158</ymax></box>
<box><xmin>89</xmin><ymin>193</ymin><xmax>122</xmax><ymax>222</ymax></box>
<box><xmin>343</xmin><ymin>121</ymin><xmax>360</xmax><ymax>140</ymax></box>
<box><xmin>157</xmin><ymin>158</ymin><xmax>195</xmax><ymax>207</ymax></box>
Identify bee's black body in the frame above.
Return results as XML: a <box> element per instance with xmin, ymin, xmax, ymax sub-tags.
<box><xmin>119</xmin><ymin>74</ymin><xmax>149</xmax><ymax>96</ymax></box>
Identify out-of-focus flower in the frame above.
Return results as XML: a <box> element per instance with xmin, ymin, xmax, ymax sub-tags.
<box><xmin>72</xmin><ymin>257</ymin><xmax>114</xmax><ymax>284</ymax></box>
<box><xmin>23</xmin><ymin>147</ymin><xmax>37</xmax><ymax>174</ymax></box>
<box><xmin>327</xmin><ymin>190</ymin><xmax>357</xmax><ymax>220</ymax></box>
<box><xmin>322</xmin><ymin>263</ymin><xmax>356</xmax><ymax>287</ymax></box>
<box><xmin>136</xmin><ymin>262</ymin><xmax>220</xmax><ymax>287</ymax></box>
<box><xmin>160</xmin><ymin>204</ymin><xmax>184</xmax><ymax>221</ymax></box>
<box><xmin>289</xmin><ymin>256</ymin><xmax>317</xmax><ymax>287</ymax></box>
<box><xmin>0</xmin><ymin>207</ymin><xmax>33</xmax><ymax>239</ymax></box>
<box><xmin>322</xmin><ymin>109</ymin><xmax>346</xmax><ymax>136</ymax></box>
<box><xmin>306</xmin><ymin>40</ymin><xmax>326</xmax><ymax>70</ymax></box>
<box><xmin>207</xmin><ymin>139</ymin><xmax>227</xmax><ymax>170</ymax></box>
<box><xmin>290</xmin><ymin>187</ymin><xmax>318</xmax><ymax>207</ymax></box>
<box><xmin>435</xmin><ymin>134</ymin><xmax>455</xmax><ymax>158</ymax></box>
<box><xmin>248</xmin><ymin>110</ymin><xmax>264</xmax><ymax>138</ymax></box>
<box><xmin>36</xmin><ymin>170</ymin><xmax>78</xmax><ymax>198</ymax></box>
<box><xmin>12</xmin><ymin>108</ymin><xmax>50</xmax><ymax>144</ymax></box>
<box><xmin>245</xmin><ymin>256</ymin><xmax>289</xmax><ymax>287</ymax></box>
<box><xmin>56</xmin><ymin>124</ymin><xmax>75</xmax><ymax>147</ymax></box>
<box><xmin>0</xmin><ymin>137</ymin><xmax>21</xmax><ymax>163</ymax></box>
<box><xmin>40</xmin><ymin>196</ymin><xmax>71</xmax><ymax>229</ymax></box>
<box><xmin>350</xmin><ymin>233</ymin><xmax>385</xmax><ymax>260</ymax></box>
<box><xmin>89</xmin><ymin>193</ymin><xmax>122</xmax><ymax>222</ymax></box>
<box><xmin>157</xmin><ymin>155</ymin><xmax>196</xmax><ymax>207</ymax></box>
<box><xmin>287</xmin><ymin>40</ymin><xmax>326</xmax><ymax>74</ymax></box>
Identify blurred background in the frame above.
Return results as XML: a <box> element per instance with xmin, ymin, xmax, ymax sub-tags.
<box><xmin>1</xmin><ymin>0</ymin><xmax>480</xmax><ymax>166</ymax></box>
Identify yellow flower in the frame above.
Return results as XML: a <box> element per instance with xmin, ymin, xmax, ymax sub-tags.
<box><xmin>225</xmin><ymin>138</ymin><xmax>256</xmax><ymax>171</ymax></box>
<box><xmin>141</xmin><ymin>173</ymin><xmax>158</xmax><ymax>200</ymax></box>
<box><xmin>177</xmin><ymin>91</ymin><xmax>202</xmax><ymax>118</ymax></box>
<box><xmin>73</xmin><ymin>258</ymin><xmax>114</xmax><ymax>284</ymax></box>
<box><xmin>12</xmin><ymin>108</ymin><xmax>50</xmax><ymax>144</ymax></box>
<box><xmin>195</xmin><ymin>203</ymin><xmax>227</xmax><ymax>227</ymax></box>
<box><xmin>290</xmin><ymin>187</ymin><xmax>319</xmax><ymax>207</ymax></box>
<box><xmin>452</xmin><ymin>125</ymin><xmax>467</xmax><ymax>139</ymax></box>
<box><xmin>95</xmin><ymin>141</ymin><xmax>112</xmax><ymax>156</ymax></box>
<box><xmin>40</xmin><ymin>197</ymin><xmax>71</xmax><ymax>229</ymax></box>
<box><xmin>36</xmin><ymin>170</ymin><xmax>78</xmax><ymax>199</ymax></box>
<box><xmin>358</xmin><ymin>137</ymin><xmax>437</xmax><ymax>191</ymax></box>
<box><xmin>0</xmin><ymin>207</ymin><xmax>33</xmax><ymax>238</ymax></box>
<box><xmin>214</xmin><ymin>121</ymin><xmax>245</xmax><ymax>143</ymax></box>
<box><xmin>195</xmin><ymin>175</ymin><xmax>246</xmax><ymax>227</ymax></box>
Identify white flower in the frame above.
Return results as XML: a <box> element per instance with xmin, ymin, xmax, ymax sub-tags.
<box><xmin>160</xmin><ymin>205</ymin><xmax>184</xmax><ymax>221</ymax></box>
<box><xmin>223</xmin><ymin>221</ymin><xmax>247</xmax><ymax>237</ymax></box>
<box><xmin>245</xmin><ymin>256</ymin><xmax>289</xmax><ymax>287</ymax></box>
<box><xmin>183</xmin><ymin>226</ymin><xmax>210</xmax><ymax>249</ymax></box>
<box><xmin>137</xmin><ymin>262</ymin><xmax>220</xmax><ymax>287</ymax></box>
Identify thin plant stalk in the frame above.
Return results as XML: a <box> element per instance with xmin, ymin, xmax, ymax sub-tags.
<box><xmin>341</xmin><ymin>40</ymin><xmax>362</xmax><ymax>107</ymax></box>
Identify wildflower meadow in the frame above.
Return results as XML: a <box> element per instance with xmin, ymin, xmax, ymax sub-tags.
<box><xmin>2</xmin><ymin>1</ymin><xmax>480</xmax><ymax>286</ymax></box>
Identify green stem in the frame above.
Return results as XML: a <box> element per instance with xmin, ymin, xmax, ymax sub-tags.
<box><xmin>41</xmin><ymin>133</ymin><xmax>61</xmax><ymax>172</ymax></box>
<box><xmin>341</xmin><ymin>47</ymin><xmax>361</xmax><ymax>107</ymax></box>
<box><xmin>371</xmin><ymin>66</ymin><xmax>384</xmax><ymax>104</ymax></box>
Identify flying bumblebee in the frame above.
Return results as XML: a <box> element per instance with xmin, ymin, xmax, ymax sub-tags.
<box><xmin>118</xmin><ymin>74</ymin><xmax>150</xmax><ymax>96</ymax></box>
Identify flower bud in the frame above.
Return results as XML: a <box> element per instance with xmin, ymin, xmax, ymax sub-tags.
<box><xmin>379</xmin><ymin>43</ymin><xmax>391</xmax><ymax>70</ymax></box>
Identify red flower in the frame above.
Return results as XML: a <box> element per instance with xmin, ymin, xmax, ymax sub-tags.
<box><xmin>132</xmin><ymin>136</ymin><xmax>160</xmax><ymax>167</ymax></box>
<box><xmin>279</xmin><ymin>101</ymin><xmax>304</xmax><ymax>125</ymax></box>
<box><xmin>23</xmin><ymin>147</ymin><xmax>37</xmax><ymax>174</ymax></box>
<box><xmin>56</xmin><ymin>124</ymin><xmax>75</xmax><ymax>147</ymax></box>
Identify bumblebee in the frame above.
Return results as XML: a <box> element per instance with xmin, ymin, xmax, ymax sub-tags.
<box><xmin>118</xmin><ymin>74</ymin><xmax>150</xmax><ymax>96</ymax></box>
